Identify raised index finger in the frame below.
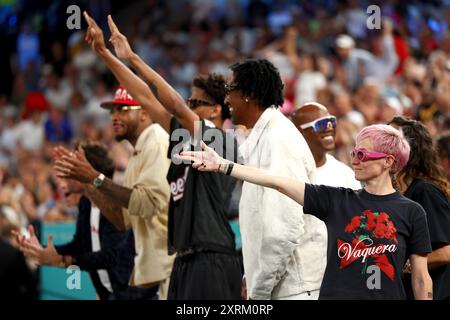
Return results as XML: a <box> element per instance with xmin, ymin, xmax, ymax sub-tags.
<box><xmin>107</xmin><ymin>15</ymin><xmax>119</xmax><ymax>34</ymax></box>
<box><xmin>83</xmin><ymin>11</ymin><xmax>99</xmax><ymax>29</ymax></box>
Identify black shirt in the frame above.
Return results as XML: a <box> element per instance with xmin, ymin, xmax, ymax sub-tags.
<box><xmin>167</xmin><ymin>117</ymin><xmax>237</xmax><ymax>254</ymax></box>
<box><xmin>304</xmin><ymin>184</ymin><xmax>431</xmax><ymax>299</ymax></box>
<box><xmin>405</xmin><ymin>179</ymin><xmax>450</xmax><ymax>300</ymax></box>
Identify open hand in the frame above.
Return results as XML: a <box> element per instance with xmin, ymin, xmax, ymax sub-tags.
<box><xmin>108</xmin><ymin>15</ymin><xmax>134</xmax><ymax>60</ymax></box>
<box><xmin>12</xmin><ymin>225</ymin><xmax>62</xmax><ymax>266</ymax></box>
<box><xmin>178</xmin><ymin>141</ymin><xmax>225</xmax><ymax>172</ymax></box>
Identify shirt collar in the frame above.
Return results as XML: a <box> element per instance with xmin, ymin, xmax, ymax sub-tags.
<box><xmin>239</xmin><ymin>106</ymin><xmax>278</xmax><ymax>161</ymax></box>
<box><xmin>133</xmin><ymin>124</ymin><xmax>156</xmax><ymax>156</ymax></box>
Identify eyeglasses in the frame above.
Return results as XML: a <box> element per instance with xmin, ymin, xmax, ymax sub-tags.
<box><xmin>224</xmin><ymin>83</ymin><xmax>239</xmax><ymax>94</ymax></box>
<box><xmin>109</xmin><ymin>105</ymin><xmax>142</xmax><ymax>115</ymax></box>
<box><xmin>186</xmin><ymin>98</ymin><xmax>216</xmax><ymax>109</ymax></box>
<box><xmin>350</xmin><ymin>148</ymin><xmax>390</xmax><ymax>162</ymax></box>
<box><xmin>299</xmin><ymin>116</ymin><xmax>337</xmax><ymax>133</ymax></box>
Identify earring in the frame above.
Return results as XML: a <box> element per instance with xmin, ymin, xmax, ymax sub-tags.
<box><xmin>245</xmin><ymin>98</ymin><xmax>249</xmax><ymax>103</ymax></box>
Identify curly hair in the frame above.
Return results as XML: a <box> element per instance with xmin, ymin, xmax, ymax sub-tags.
<box><xmin>229</xmin><ymin>59</ymin><xmax>284</xmax><ymax>109</ymax></box>
<box><xmin>192</xmin><ymin>73</ymin><xmax>230</xmax><ymax>120</ymax></box>
<box><xmin>388</xmin><ymin>116</ymin><xmax>450</xmax><ymax>200</ymax></box>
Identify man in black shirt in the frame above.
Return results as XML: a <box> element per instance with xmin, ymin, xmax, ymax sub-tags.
<box><xmin>83</xmin><ymin>13</ymin><xmax>242</xmax><ymax>299</ymax></box>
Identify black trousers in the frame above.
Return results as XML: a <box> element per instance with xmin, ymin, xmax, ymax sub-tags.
<box><xmin>168</xmin><ymin>251</ymin><xmax>242</xmax><ymax>300</ymax></box>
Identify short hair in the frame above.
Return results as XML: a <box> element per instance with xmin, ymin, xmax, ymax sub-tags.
<box><xmin>229</xmin><ymin>59</ymin><xmax>284</xmax><ymax>110</ymax></box>
<box><xmin>76</xmin><ymin>141</ymin><xmax>115</xmax><ymax>179</ymax></box>
<box><xmin>356</xmin><ymin>124</ymin><xmax>410</xmax><ymax>173</ymax></box>
<box><xmin>192</xmin><ymin>73</ymin><xmax>230</xmax><ymax>120</ymax></box>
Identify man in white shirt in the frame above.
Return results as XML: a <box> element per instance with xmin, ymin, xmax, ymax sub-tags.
<box><xmin>225</xmin><ymin>59</ymin><xmax>325</xmax><ymax>300</ymax></box>
<box><xmin>291</xmin><ymin>102</ymin><xmax>361</xmax><ymax>190</ymax></box>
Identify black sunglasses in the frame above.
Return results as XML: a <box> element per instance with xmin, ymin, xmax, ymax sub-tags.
<box><xmin>187</xmin><ymin>98</ymin><xmax>216</xmax><ymax>109</ymax></box>
<box><xmin>224</xmin><ymin>83</ymin><xmax>239</xmax><ymax>94</ymax></box>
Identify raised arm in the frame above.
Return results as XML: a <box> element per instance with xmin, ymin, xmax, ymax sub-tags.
<box><xmin>179</xmin><ymin>141</ymin><xmax>306</xmax><ymax>206</ymax></box>
<box><xmin>83</xmin><ymin>12</ymin><xmax>172</xmax><ymax>133</ymax></box>
<box><xmin>107</xmin><ymin>15</ymin><xmax>199</xmax><ymax>135</ymax></box>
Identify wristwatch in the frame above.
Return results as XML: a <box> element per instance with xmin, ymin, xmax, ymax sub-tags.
<box><xmin>93</xmin><ymin>173</ymin><xmax>105</xmax><ymax>188</ymax></box>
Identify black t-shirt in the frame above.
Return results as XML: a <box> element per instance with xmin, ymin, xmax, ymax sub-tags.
<box><xmin>304</xmin><ymin>184</ymin><xmax>432</xmax><ymax>299</ymax></box>
<box><xmin>166</xmin><ymin>117</ymin><xmax>238</xmax><ymax>254</ymax></box>
<box><xmin>405</xmin><ymin>179</ymin><xmax>450</xmax><ymax>300</ymax></box>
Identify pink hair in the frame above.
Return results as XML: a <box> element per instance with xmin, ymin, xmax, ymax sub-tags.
<box><xmin>356</xmin><ymin>124</ymin><xmax>410</xmax><ymax>173</ymax></box>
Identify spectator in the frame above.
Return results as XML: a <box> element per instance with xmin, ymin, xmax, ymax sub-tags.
<box><xmin>389</xmin><ymin>116</ymin><xmax>450</xmax><ymax>300</ymax></box>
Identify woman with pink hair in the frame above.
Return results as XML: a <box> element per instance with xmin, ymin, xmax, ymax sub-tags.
<box><xmin>179</xmin><ymin>124</ymin><xmax>433</xmax><ymax>300</ymax></box>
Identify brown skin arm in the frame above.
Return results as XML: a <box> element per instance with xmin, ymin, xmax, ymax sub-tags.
<box><xmin>54</xmin><ymin>147</ymin><xmax>129</xmax><ymax>231</ymax></box>
<box><xmin>107</xmin><ymin>14</ymin><xmax>199</xmax><ymax>136</ymax></box>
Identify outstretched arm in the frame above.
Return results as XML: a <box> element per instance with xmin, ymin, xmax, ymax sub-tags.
<box><xmin>107</xmin><ymin>14</ymin><xmax>199</xmax><ymax>135</ymax></box>
<box><xmin>83</xmin><ymin>12</ymin><xmax>172</xmax><ymax>133</ymax></box>
<box><xmin>179</xmin><ymin>141</ymin><xmax>306</xmax><ymax>206</ymax></box>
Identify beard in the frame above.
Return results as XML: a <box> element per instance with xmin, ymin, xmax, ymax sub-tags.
<box><xmin>114</xmin><ymin>133</ymin><xmax>127</xmax><ymax>142</ymax></box>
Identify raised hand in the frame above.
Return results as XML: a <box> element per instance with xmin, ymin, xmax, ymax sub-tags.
<box><xmin>108</xmin><ymin>15</ymin><xmax>134</xmax><ymax>60</ymax></box>
<box><xmin>54</xmin><ymin>146</ymin><xmax>99</xmax><ymax>184</ymax></box>
<box><xmin>178</xmin><ymin>141</ymin><xmax>225</xmax><ymax>172</ymax></box>
<box><xmin>83</xmin><ymin>11</ymin><xmax>108</xmax><ymax>54</ymax></box>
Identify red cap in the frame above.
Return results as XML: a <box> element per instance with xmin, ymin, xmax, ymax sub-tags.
<box><xmin>100</xmin><ymin>85</ymin><xmax>140</xmax><ymax>109</ymax></box>
<box><xmin>22</xmin><ymin>92</ymin><xmax>49</xmax><ymax>119</ymax></box>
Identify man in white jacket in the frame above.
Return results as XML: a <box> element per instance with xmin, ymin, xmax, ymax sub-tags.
<box><xmin>225</xmin><ymin>59</ymin><xmax>326</xmax><ymax>299</ymax></box>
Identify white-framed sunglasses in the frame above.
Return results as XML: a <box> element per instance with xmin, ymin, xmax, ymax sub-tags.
<box><xmin>299</xmin><ymin>116</ymin><xmax>337</xmax><ymax>133</ymax></box>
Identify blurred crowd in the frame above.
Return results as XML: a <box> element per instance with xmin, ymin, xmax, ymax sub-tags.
<box><xmin>1</xmin><ymin>0</ymin><xmax>450</xmax><ymax>297</ymax></box>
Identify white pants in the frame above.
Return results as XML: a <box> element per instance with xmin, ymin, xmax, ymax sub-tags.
<box><xmin>275</xmin><ymin>289</ymin><xmax>320</xmax><ymax>300</ymax></box>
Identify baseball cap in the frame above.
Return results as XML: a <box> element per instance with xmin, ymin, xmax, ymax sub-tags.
<box><xmin>100</xmin><ymin>85</ymin><xmax>140</xmax><ymax>109</ymax></box>
<box><xmin>336</xmin><ymin>34</ymin><xmax>355</xmax><ymax>49</ymax></box>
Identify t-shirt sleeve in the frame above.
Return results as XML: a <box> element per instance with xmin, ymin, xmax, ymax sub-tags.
<box><xmin>408</xmin><ymin>204</ymin><xmax>432</xmax><ymax>255</ymax></box>
<box><xmin>303</xmin><ymin>183</ymin><xmax>334</xmax><ymax>222</ymax></box>
<box><xmin>411</xmin><ymin>182</ymin><xmax>450</xmax><ymax>246</ymax></box>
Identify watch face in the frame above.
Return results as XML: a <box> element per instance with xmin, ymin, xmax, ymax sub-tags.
<box><xmin>94</xmin><ymin>177</ymin><xmax>102</xmax><ymax>188</ymax></box>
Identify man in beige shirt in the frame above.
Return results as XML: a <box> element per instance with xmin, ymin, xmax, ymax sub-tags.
<box><xmin>56</xmin><ymin>86</ymin><xmax>174</xmax><ymax>299</ymax></box>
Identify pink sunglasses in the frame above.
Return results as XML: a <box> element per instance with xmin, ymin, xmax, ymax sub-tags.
<box><xmin>350</xmin><ymin>148</ymin><xmax>390</xmax><ymax>162</ymax></box>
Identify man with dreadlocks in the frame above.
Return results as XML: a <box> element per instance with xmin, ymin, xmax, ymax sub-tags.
<box><xmin>224</xmin><ymin>59</ymin><xmax>326</xmax><ymax>300</ymax></box>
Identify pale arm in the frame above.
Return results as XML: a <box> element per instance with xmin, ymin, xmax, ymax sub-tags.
<box><xmin>179</xmin><ymin>141</ymin><xmax>307</xmax><ymax>206</ymax></box>
<box><xmin>410</xmin><ymin>253</ymin><xmax>433</xmax><ymax>300</ymax></box>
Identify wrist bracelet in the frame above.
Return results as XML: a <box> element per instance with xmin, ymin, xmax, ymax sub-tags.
<box><xmin>225</xmin><ymin>162</ymin><xmax>234</xmax><ymax>175</ymax></box>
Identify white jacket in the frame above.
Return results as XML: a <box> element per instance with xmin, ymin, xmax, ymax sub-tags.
<box><xmin>239</xmin><ymin>107</ymin><xmax>327</xmax><ymax>299</ymax></box>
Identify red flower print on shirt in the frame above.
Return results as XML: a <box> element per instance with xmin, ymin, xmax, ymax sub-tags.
<box><xmin>338</xmin><ymin>210</ymin><xmax>398</xmax><ymax>280</ymax></box>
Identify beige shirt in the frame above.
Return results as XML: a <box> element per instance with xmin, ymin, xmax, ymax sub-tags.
<box><xmin>122</xmin><ymin>123</ymin><xmax>174</xmax><ymax>286</ymax></box>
